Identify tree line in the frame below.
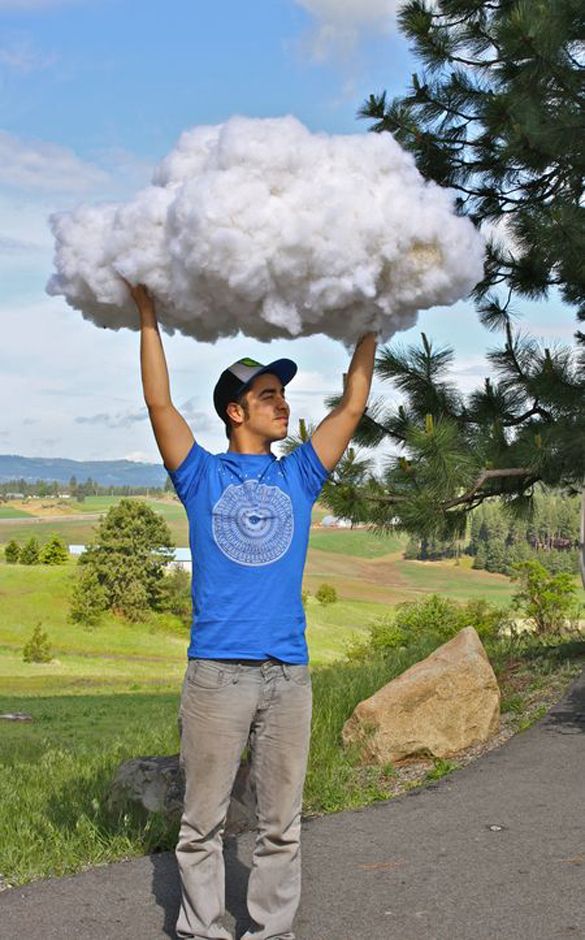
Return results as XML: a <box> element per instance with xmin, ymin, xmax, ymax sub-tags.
<box><xmin>403</xmin><ymin>489</ymin><xmax>580</xmax><ymax>576</ymax></box>
<box><xmin>0</xmin><ymin>474</ymin><xmax>173</xmax><ymax>500</ymax></box>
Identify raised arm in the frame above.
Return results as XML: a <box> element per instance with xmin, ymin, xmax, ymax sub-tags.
<box><xmin>310</xmin><ymin>332</ymin><xmax>377</xmax><ymax>472</ymax></box>
<box><xmin>127</xmin><ymin>283</ymin><xmax>194</xmax><ymax>471</ymax></box>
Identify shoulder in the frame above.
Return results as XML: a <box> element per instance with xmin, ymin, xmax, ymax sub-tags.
<box><xmin>279</xmin><ymin>440</ymin><xmax>330</xmax><ymax>499</ymax></box>
<box><xmin>166</xmin><ymin>441</ymin><xmax>215</xmax><ymax>505</ymax></box>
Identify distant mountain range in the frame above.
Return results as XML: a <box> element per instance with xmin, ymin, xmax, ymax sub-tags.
<box><xmin>0</xmin><ymin>454</ymin><xmax>168</xmax><ymax>487</ymax></box>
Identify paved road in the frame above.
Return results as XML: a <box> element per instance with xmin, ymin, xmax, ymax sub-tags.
<box><xmin>2</xmin><ymin>670</ymin><xmax>584</xmax><ymax>940</ymax></box>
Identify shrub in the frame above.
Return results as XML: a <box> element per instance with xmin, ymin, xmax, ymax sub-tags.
<box><xmin>301</xmin><ymin>588</ymin><xmax>310</xmax><ymax>607</ymax></box>
<box><xmin>23</xmin><ymin>623</ymin><xmax>53</xmax><ymax>663</ymax></box>
<box><xmin>4</xmin><ymin>540</ymin><xmax>20</xmax><ymax>563</ymax></box>
<box><xmin>158</xmin><ymin>567</ymin><xmax>192</xmax><ymax>625</ymax></box>
<box><xmin>315</xmin><ymin>583</ymin><xmax>337</xmax><ymax>606</ymax></box>
<box><xmin>510</xmin><ymin>559</ymin><xmax>581</xmax><ymax>636</ymax></box>
<box><xmin>347</xmin><ymin>594</ymin><xmax>508</xmax><ymax>662</ymax></box>
<box><xmin>39</xmin><ymin>534</ymin><xmax>69</xmax><ymax>565</ymax></box>
<box><xmin>69</xmin><ymin>569</ymin><xmax>108</xmax><ymax>628</ymax></box>
<box><xmin>19</xmin><ymin>537</ymin><xmax>40</xmax><ymax>565</ymax></box>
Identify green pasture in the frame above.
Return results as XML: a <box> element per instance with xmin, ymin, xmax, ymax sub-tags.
<box><xmin>0</xmin><ymin>506</ymin><xmax>33</xmax><ymax>519</ymax></box>
<box><xmin>308</xmin><ymin>527</ymin><xmax>405</xmax><ymax>558</ymax></box>
<box><xmin>0</xmin><ymin>519</ymin><xmax>103</xmax><ymax>545</ymax></box>
<box><xmin>306</xmin><ymin>597</ymin><xmax>380</xmax><ymax>663</ymax></box>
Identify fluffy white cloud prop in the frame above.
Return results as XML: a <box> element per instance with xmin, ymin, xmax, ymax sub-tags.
<box><xmin>47</xmin><ymin>115</ymin><xmax>484</xmax><ymax>346</ymax></box>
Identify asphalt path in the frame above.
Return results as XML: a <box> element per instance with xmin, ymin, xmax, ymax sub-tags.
<box><xmin>2</xmin><ymin>670</ymin><xmax>584</xmax><ymax>940</ymax></box>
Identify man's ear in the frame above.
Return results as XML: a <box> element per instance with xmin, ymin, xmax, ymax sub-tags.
<box><xmin>225</xmin><ymin>401</ymin><xmax>244</xmax><ymax>427</ymax></box>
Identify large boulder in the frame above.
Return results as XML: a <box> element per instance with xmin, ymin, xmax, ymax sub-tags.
<box><xmin>342</xmin><ymin>627</ymin><xmax>500</xmax><ymax>763</ymax></box>
<box><xmin>108</xmin><ymin>755</ymin><xmax>256</xmax><ymax>835</ymax></box>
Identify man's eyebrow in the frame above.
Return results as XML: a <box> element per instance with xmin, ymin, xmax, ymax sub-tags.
<box><xmin>259</xmin><ymin>385</ymin><xmax>286</xmax><ymax>397</ymax></box>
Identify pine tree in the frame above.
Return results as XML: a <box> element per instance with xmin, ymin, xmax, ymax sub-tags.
<box><xmin>69</xmin><ymin>568</ymin><xmax>107</xmax><ymax>627</ymax></box>
<box><xmin>39</xmin><ymin>534</ymin><xmax>69</xmax><ymax>565</ymax></box>
<box><xmin>69</xmin><ymin>499</ymin><xmax>175</xmax><ymax>623</ymax></box>
<box><xmin>345</xmin><ymin>2</ymin><xmax>585</xmax><ymax>577</ymax></box>
<box><xmin>23</xmin><ymin>623</ymin><xmax>53</xmax><ymax>663</ymax></box>
<box><xmin>359</xmin><ymin>0</ymin><xmax>585</xmax><ymax>314</ymax></box>
<box><xmin>19</xmin><ymin>537</ymin><xmax>40</xmax><ymax>565</ymax></box>
<box><xmin>4</xmin><ymin>540</ymin><xmax>20</xmax><ymax>563</ymax></box>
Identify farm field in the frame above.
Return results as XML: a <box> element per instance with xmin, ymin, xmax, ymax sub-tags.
<box><xmin>0</xmin><ymin>512</ymin><xmax>544</xmax><ymax>697</ymax></box>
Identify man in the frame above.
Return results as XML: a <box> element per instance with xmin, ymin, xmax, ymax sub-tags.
<box><xmin>128</xmin><ymin>283</ymin><xmax>376</xmax><ymax>940</ymax></box>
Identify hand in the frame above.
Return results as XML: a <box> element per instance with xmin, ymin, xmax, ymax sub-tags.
<box><xmin>119</xmin><ymin>277</ymin><xmax>156</xmax><ymax>319</ymax></box>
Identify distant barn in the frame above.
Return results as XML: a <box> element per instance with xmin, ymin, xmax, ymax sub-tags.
<box><xmin>320</xmin><ymin>515</ymin><xmax>352</xmax><ymax>529</ymax></box>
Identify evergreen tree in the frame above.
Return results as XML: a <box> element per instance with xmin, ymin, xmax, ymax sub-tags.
<box><xmin>360</xmin><ymin>0</ymin><xmax>585</xmax><ymax>313</ymax></box>
<box><xmin>39</xmin><ymin>534</ymin><xmax>69</xmax><ymax>565</ymax></box>
<box><xmin>4</xmin><ymin>540</ymin><xmax>20</xmax><ymax>563</ymax></box>
<box><xmin>349</xmin><ymin>0</ymin><xmax>585</xmax><ymax>579</ymax></box>
<box><xmin>69</xmin><ymin>568</ymin><xmax>107</xmax><ymax>627</ymax></box>
<box><xmin>23</xmin><ymin>623</ymin><xmax>53</xmax><ymax>663</ymax></box>
<box><xmin>19</xmin><ymin>537</ymin><xmax>40</xmax><ymax>565</ymax></box>
<box><xmin>70</xmin><ymin>498</ymin><xmax>174</xmax><ymax>623</ymax></box>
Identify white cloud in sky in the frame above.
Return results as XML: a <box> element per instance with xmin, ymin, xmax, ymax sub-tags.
<box><xmin>0</xmin><ymin>130</ymin><xmax>108</xmax><ymax>192</ymax></box>
<box><xmin>294</xmin><ymin>0</ymin><xmax>400</xmax><ymax>59</ymax></box>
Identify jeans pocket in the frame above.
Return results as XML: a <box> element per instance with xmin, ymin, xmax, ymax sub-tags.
<box><xmin>286</xmin><ymin>664</ymin><xmax>311</xmax><ymax>686</ymax></box>
<box><xmin>186</xmin><ymin>659</ymin><xmax>234</xmax><ymax>690</ymax></box>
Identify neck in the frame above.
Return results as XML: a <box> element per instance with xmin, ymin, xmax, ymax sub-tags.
<box><xmin>227</xmin><ymin>431</ymin><xmax>273</xmax><ymax>455</ymax></box>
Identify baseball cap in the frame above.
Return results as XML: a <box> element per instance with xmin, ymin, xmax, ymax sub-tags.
<box><xmin>213</xmin><ymin>356</ymin><xmax>298</xmax><ymax>424</ymax></box>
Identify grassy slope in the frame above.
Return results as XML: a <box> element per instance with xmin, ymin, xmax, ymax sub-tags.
<box><xmin>0</xmin><ymin>525</ymin><xmax>531</xmax><ymax>693</ymax></box>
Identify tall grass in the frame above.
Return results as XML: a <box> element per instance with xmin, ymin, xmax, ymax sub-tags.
<box><xmin>0</xmin><ymin>693</ymin><xmax>180</xmax><ymax>885</ymax></box>
<box><xmin>0</xmin><ymin>637</ymin><xmax>443</xmax><ymax>886</ymax></box>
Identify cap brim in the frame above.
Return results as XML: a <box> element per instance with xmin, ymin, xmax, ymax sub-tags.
<box><xmin>241</xmin><ymin>358</ymin><xmax>297</xmax><ymax>390</ymax></box>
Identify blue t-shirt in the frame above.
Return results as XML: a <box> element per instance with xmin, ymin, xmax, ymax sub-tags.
<box><xmin>166</xmin><ymin>440</ymin><xmax>330</xmax><ymax>664</ymax></box>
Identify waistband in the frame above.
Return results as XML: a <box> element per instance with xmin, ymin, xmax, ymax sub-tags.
<box><xmin>189</xmin><ymin>656</ymin><xmax>280</xmax><ymax>666</ymax></box>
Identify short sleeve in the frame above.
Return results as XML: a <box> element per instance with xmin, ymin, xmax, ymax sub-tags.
<box><xmin>282</xmin><ymin>439</ymin><xmax>330</xmax><ymax>503</ymax></box>
<box><xmin>165</xmin><ymin>441</ymin><xmax>211</xmax><ymax>506</ymax></box>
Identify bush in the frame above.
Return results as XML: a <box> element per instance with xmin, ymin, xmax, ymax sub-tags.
<box><xmin>69</xmin><ymin>569</ymin><xmax>108</xmax><ymax>628</ymax></box>
<box><xmin>346</xmin><ymin>594</ymin><xmax>508</xmax><ymax>662</ymax></box>
<box><xmin>23</xmin><ymin>623</ymin><xmax>53</xmax><ymax>663</ymax></box>
<box><xmin>158</xmin><ymin>567</ymin><xmax>192</xmax><ymax>625</ymax></box>
<box><xmin>39</xmin><ymin>534</ymin><xmax>69</xmax><ymax>565</ymax></box>
<box><xmin>4</xmin><ymin>540</ymin><xmax>20</xmax><ymax>563</ymax></box>
<box><xmin>346</xmin><ymin>615</ymin><xmax>406</xmax><ymax>662</ymax></box>
<box><xmin>511</xmin><ymin>560</ymin><xmax>581</xmax><ymax>636</ymax></box>
<box><xmin>301</xmin><ymin>588</ymin><xmax>310</xmax><ymax>607</ymax></box>
<box><xmin>315</xmin><ymin>583</ymin><xmax>337</xmax><ymax>606</ymax></box>
<box><xmin>19</xmin><ymin>537</ymin><xmax>40</xmax><ymax>565</ymax></box>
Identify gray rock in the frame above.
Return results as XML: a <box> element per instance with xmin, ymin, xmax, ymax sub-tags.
<box><xmin>108</xmin><ymin>755</ymin><xmax>256</xmax><ymax>835</ymax></box>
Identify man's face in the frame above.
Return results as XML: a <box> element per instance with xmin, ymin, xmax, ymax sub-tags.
<box><xmin>230</xmin><ymin>372</ymin><xmax>290</xmax><ymax>442</ymax></box>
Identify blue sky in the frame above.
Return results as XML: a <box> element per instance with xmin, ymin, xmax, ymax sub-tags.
<box><xmin>0</xmin><ymin>0</ymin><xmax>577</xmax><ymax>463</ymax></box>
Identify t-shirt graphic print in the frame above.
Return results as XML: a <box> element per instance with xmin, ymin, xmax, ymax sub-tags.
<box><xmin>212</xmin><ymin>480</ymin><xmax>294</xmax><ymax>567</ymax></box>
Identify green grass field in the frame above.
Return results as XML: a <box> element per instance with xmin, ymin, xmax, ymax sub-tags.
<box><xmin>0</xmin><ymin>506</ymin><xmax>33</xmax><ymax>519</ymax></box>
<box><xmin>1</xmin><ymin>506</ymin><xmax>584</xmax><ymax>886</ymax></box>
<box><xmin>308</xmin><ymin>527</ymin><xmax>405</xmax><ymax>558</ymax></box>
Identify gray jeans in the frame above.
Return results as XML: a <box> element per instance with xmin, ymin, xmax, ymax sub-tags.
<box><xmin>176</xmin><ymin>658</ymin><xmax>313</xmax><ymax>940</ymax></box>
